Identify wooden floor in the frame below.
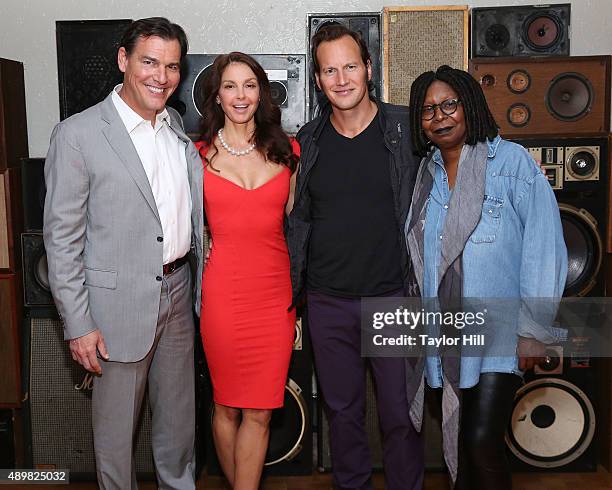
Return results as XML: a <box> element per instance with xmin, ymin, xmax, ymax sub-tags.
<box><xmin>6</xmin><ymin>469</ymin><xmax>612</xmax><ymax>489</ymax></box>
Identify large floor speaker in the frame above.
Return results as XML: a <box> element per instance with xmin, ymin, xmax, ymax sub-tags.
<box><xmin>23</xmin><ymin>315</ymin><xmax>155</xmax><ymax>478</ymax></box>
<box><xmin>21</xmin><ymin>232</ymin><xmax>53</xmax><ymax>308</ymax></box>
<box><xmin>514</xmin><ymin>136</ymin><xmax>608</xmax><ymax>297</ymax></box>
<box><xmin>205</xmin><ymin>311</ymin><xmax>313</xmax><ymax>476</ymax></box>
<box><xmin>168</xmin><ymin>54</ymin><xmax>306</xmax><ymax>137</ymax></box>
<box><xmin>506</xmin><ymin>357</ymin><xmax>598</xmax><ymax>472</ymax></box>
<box><xmin>56</xmin><ymin>20</ymin><xmax>132</xmax><ymax>120</ymax></box>
<box><xmin>306</xmin><ymin>13</ymin><xmax>382</xmax><ymax>121</ymax></box>
<box><xmin>0</xmin><ymin>274</ymin><xmax>22</xmax><ymax>408</ymax></box>
<box><xmin>0</xmin><ymin>58</ymin><xmax>28</xmax><ymax>171</ymax></box>
<box><xmin>1</xmin><ymin>167</ymin><xmax>23</xmax><ymax>272</ymax></box>
<box><xmin>470</xmin><ymin>56</ymin><xmax>611</xmax><ymax>138</ymax></box>
<box><xmin>317</xmin><ymin>368</ymin><xmax>445</xmax><ymax>472</ymax></box>
<box><xmin>471</xmin><ymin>4</ymin><xmax>570</xmax><ymax>58</ymax></box>
<box><xmin>383</xmin><ymin>6</ymin><xmax>468</xmax><ymax>106</ymax></box>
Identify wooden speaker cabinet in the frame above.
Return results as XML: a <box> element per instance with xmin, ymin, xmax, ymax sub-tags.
<box><xmin>1</xmin><ymin>167</ymin><xmax>23</xmax><ymax>272</ymax></box>
<box><xmin>383</xmin><ymin>6</ymin><xmax>468</xmax><ymax>105</ymax></box>
<box><xmin>0</xmin><ymin>273</ymin><xmax>22</xmax><ymax>407</ymax></box>
<box><xmin>0</xmin><ymin>59</ymin><xmax>28</xmax><ymax>172</ymax></box>
<box><xmin>469</xmin><ymin>56</ymin><xmax>611</xmax><ymax>138</ymax></box>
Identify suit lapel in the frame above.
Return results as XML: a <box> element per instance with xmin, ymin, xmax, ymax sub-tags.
<box><xmin>100</xmin><ymin>95</ymin><xmax>161</xmax><ymax>224</ymax></box>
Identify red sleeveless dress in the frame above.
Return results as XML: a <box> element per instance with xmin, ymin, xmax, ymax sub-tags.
<box><xmin>197</xmin><ymin>142</ymin><xmax>296</xmax><ymax>409</ymax></box>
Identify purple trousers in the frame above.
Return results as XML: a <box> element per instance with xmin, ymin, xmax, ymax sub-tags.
<box><xmin>308</xmin><ymin>290</ymin><xmax>424</xmax><ymax>490</ymax></box>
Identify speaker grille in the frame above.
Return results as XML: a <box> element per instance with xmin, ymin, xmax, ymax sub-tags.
<box><xmin>29</xmin><ymin>318</ymin><xmax>154</xmax><ymax>475</ymax></box>
<box><xmin>384</xmin><ymin>7</ymin><xmax>468</xmax><ymax>105</ymax></box>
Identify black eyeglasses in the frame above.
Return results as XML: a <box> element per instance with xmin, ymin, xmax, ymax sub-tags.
<box><xmin>421</xmin><ymin>98</ymin><xmax>461</xmax><ymax>120</ymax></box>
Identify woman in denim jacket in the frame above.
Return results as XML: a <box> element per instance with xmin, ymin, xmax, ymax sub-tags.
<box><xmin>404</xmin><ymin>66</ymin><xmax>567</xmax><ymax>490</ymax></box>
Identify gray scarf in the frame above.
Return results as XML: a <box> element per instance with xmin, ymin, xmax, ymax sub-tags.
<box><xmin>405</xmin><ymin>141</ymin><xmax>489</xmax><ymax>485</ymax></box>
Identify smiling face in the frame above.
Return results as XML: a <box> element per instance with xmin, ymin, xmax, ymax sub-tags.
<box><xmin>421</xmin><ymin>80</ymin><xmax>467</xmax><ymax>152</ymax></box>
<box><xmin>217</xmin><ymin>62</ymin><xmax>260</xmax><ymax>127</ymax></box>
<box><xmin>314</xmin><ymin>35</ymin><xmax>372</xmax><ymax>113</ymax></box>
<box><xmin>117</xmin><ymin>35</ymin><xmax>181</xmax><ymax>124</ymax></box>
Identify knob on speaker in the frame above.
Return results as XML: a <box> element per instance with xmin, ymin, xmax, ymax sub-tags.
<box><xmin>546</xmin><ymin>73</ymin><xmax>593</xmax><ymax>121</ymax></box>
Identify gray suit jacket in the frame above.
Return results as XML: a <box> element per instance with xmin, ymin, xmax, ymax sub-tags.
<box><xmin>43</xmin><ymin>93</ymin><xmax>204</xmax><ymax>362</ymax></box>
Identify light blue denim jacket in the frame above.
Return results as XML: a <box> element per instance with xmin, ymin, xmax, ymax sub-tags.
<box><xmin>418</xmin><ymin>136</ymin><xmax>567</xmax><ymax>388</ymax></box>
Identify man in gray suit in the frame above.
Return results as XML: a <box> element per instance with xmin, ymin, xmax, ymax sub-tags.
<box><xmin>43</xmin><ymin>17</ymin><xmax>203</xmax><ymax>489</ymax></box>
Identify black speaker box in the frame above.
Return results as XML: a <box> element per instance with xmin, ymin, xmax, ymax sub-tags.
<box><xmin>168</xmin><ymin>54</ymin><xmax>306</xmax><ymax>137</ymax></box>
<box><xmin>21</xmin><ymin>158</ymin><xmax>45</xmax><ymax>232</ymax></box>
<box><xmin>21</xmin><ymin>233</ymin><xmax>52</xmax><ymax>308</ymax></box>
<box><xmin>204</xmin><ymin>308</ymin><xmax>313</xmax><ymax>476</ymax></box>
<box><xmin>57</xmin><ymin>20</ymin><xmax>132</xmax><ymax>120</ymax></box>
<box><xmin>471</xmin><ymin>4</ymin><xmax>570</xmax><ymax>58</ymax></box>
<box><xmin>0</xmin><ymin>410</ymin><xmax>15</xmax><ymax>468</ymax></box>
<box><xmin>306</xmin><ymin>13</ymin><xmax>382</xmax><ymax>120</ymax></box>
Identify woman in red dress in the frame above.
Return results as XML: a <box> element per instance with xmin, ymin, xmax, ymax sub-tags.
<box><xmin>195</xmin><ymin>52</ymin><xmax>298</xmax><ymax>489</ymax></box>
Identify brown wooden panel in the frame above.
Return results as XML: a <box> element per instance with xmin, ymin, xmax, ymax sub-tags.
<box><xmin>608</xmin><ymin>134</ymin><xmax>612</xmax><ymax>254</ymax></box>
<box><xmin>0</xmin><ymin>167</ymin><xmax>23</xmax><ymax>272</ymax></box>
<box><xmin>469</xmin><ymin>56</ymin><xmax>611</xmax><ymax>138</ymax></box>
<box><xmin>0</xmin><ymin>58</ymin><xmax>28</xmax><ymax>171</ymax></box>
<box><xmin>0</xmin><ymin>273</ymin><xmax>22</xmax><ymax>407</ymax></box>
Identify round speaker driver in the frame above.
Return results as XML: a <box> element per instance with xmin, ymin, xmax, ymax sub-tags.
<box><xmin>559</xmin><ymin>204</ymin><xmax>601</xmax><ymax>297</ymax></box>
<box><xmin>525</xmin><ymin>15</ymin><xmax>561</xmax><ymax>50</ymax></box>
<box><xmin>269</xmin><ymin>80</ymin><xmax>288</xmax><ymax>107</ymax></box>
<box><xmin>507</xmin><ymin>103</ymin><xmax>531</xmax><ymax>127</ymax></box>
<box><xmin>507</xmin><ymin>70</ymin><xmax>531</xmax><ymax>94</ymax></box>
<box><xmin>567</xmin><ymin>149</ymin><xmax>597</xmax><ymax>179</ymax></box>
<box><xmin>192</xmin><ymin>64</ymin><xmax>214</xmax><ymax>117</ymax></box>
<box><xmin>485</xmin><ymin>24</ymin><xmax>510</xmax><ymax>51</ymax></box>
<box><xmin>35</xmin><ymin>252</ymin><xmax>50</xmax><ymax>292</ymax></box>
<box><xmin>265</xmin><ymin>378</ymin><xmax>308</xmax><ymax>465</ymax></box>
<box><xmin>546</xmin><ymin>73</ymin><xmax>593</xmax><ymax>121</ymax></box>
<box><xmin>506</xmin><ymin>378</ymin><xmax>595</xmax><ymax>468</ymax></box>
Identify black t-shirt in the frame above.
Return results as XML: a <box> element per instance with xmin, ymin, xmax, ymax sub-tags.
<box><xmin>306</xmin><ymin>114</ymin><xmax>403</xmax><ymax>297</ymax></box>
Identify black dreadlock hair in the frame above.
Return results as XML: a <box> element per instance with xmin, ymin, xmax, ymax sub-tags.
<box><xmin>409</xmin><ymin>65</ymin><xmax>498</xmax><ymax>158</ymax></box>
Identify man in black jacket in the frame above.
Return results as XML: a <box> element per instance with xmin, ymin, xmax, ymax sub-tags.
<box><xmin>287</xmin><ymin>24</ymin><xmax>423</xmax><ymax>490</ymax></box>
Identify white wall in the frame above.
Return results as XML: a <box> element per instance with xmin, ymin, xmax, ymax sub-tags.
<box><xmin>0</xmin><ymin>0</ymin><xmax>610</xmax><ymax>157</ymax></box>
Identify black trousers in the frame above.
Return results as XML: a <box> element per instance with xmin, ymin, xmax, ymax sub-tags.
<box><xmin>452</xmin><ymin>372</ymin><xmax>522</xmax><ymax>490</ymax></box>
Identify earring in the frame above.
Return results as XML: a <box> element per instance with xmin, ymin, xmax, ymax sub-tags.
<box><xmin>216</xmin><ymin>96</ymin><xmax>221</xmax><ymax>104</ymax></box>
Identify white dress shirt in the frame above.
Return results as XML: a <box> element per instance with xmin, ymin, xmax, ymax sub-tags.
<box><xmin>112</xmin><ymin>85</ymin><xmax>192</xmax><ymax>264</ymax></box>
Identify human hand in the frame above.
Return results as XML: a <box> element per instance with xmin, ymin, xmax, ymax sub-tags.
<box><xmin>517</xmin><ymin>336</ymin><xmax>547</xmax><ymax>371</ymax></box>
<box><xmin>69</xmin><ymin>329</ymin><xmax>109</xmax><ymax>374</ymax></box>
<box><xmin>206</xmin><ymin>237</ymin><xmax>213</xmax><ymax>262</ymax></box>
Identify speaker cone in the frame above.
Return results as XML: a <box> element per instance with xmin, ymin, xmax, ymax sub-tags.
<box><xmin>485</xmin><ymin>24</ymin><xmax>510</xmax><ymax>51</ymax></box>
<box><xmin>559</xmin><ymin>204</ymin><xmax>602</xmax><ymax>297</ymax></box>
<box><xmin>524</xmin><ymin>14</ymin><xmax>562</xmax><ymax>51</ymax></box>
<box><xmin>507</xmin><ymin>103</ymin><xmax>531</xmax><ymax>127</ymax></box>
<box><xmin>566</xmin><ymin>147</ymin><xmax>599</xmax><ymax>181</ymax></box>
<box><xmin>265</xmin><ymin>378</ymin><xmax>308</xmax><ymax>465</ymax></box>
<box><xmin>192</xmin><ymin>64</ymin><xmax>214</xmax><ymax>117</ymax></box>
<box><xmin>506</xmin><ymin>378</ymin><xmax>595</xmax><ymax>468</ymax></box>
<box><xmin>546</xmin><ymin>73</ymin><xmax>593</xmax><ymax>121</ymax></box>
<box><xmin>269</xmin><ymin>80</ymin><xmax>288</xmax><ymax>107</ymax></box>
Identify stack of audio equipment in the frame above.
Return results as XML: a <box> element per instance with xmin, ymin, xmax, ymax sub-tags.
<box><xmin>0</xmin><ymin>57</ymin><xmax>28</xmax><ymax>469</ymax></box>
<box><xmin>470</xmin><ymin>3</ymin><xmax>610</xmax><ymax>473</ymax></box>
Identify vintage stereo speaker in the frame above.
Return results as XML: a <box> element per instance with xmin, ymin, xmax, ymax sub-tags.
<box><xmin>0</xmin><ymin>58</ymin><xmax>28</xmax><ymax>172</ymax></box>
<box><xmin>22</xmin><ymin>315</ymin><xmax>155</xmax><ymax>478</ymax></box>
<box><xmin>470</xmin><ymin>56</ymin><xmax>611</xmax><ymax>138</ymax></box>
<box><xmin>317</xmin><ymin>370</ymin><xmax>445</xmax><ymax>472</ymax></box>
<box><xmin>514</xmin><ymin>137</ymin><xmax>608</xmax><ymax>297</ymax></box>
<box><xmin>306</xmin><ymin>13</ymin><xmax>382</xmax><ymax>120</ymax></box>
<box><xmin>0</xmin><ymin>274</ymin><xmax>22</xmax><ymax>407</ymax></box>
<box><xmin>1</xmin><ymin>167</ymin><xmax>23</xmax><ymax>272</ymax></box>
<box><xmin>168</xmin><ymin>54</ymin><xmax>306</xmax><ymax>137</ymax></box>
<box><xmin>21</xmin><ymin>158</ymin><xmax>45</xmax><ymax>232</ymax></box>
<box><xmin>506</xmin><ymin>350</ymin><xmax>598</xmax><ymax>472</ymax></box>
<box><xmin>57</xmin><ymin>20</ymin><xmax>132</xmax><ymax>120</ymax></box>
<box><xmin>205</xmin><ymin>311</ymin><xmax>313</xmax><ymax>476</ymax></box>
<box><xmin>471</xmin><ymin>4</ymin><xmax>570</xmax><ymax>58</ymax></box>
<box><xmin>383</xmin><ymin>6</ymin><xmax>468</xmax><ymax>106</ymax></box>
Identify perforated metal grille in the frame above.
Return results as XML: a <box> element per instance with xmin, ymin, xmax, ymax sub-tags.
<box><xmin>386</xmin><ymin>9</ymin><xmax>467</xmax><ymax>105</ymax></box>
<box><xmin>29</xmin><ymin>318</ymin><xmax>154</xmax><ymax>474</ymax></box>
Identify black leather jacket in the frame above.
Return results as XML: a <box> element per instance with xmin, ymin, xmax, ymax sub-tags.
<box><xmin>287</xmin><ymin>98</ymin><xmax>420</xmax><ymax>307</ymax></box>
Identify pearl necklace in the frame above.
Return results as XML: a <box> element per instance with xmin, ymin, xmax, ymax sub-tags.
<box><xmin>217</xmin><ymin>129</ymin><xmax>256</xmax><ymax>156</ymax></box>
